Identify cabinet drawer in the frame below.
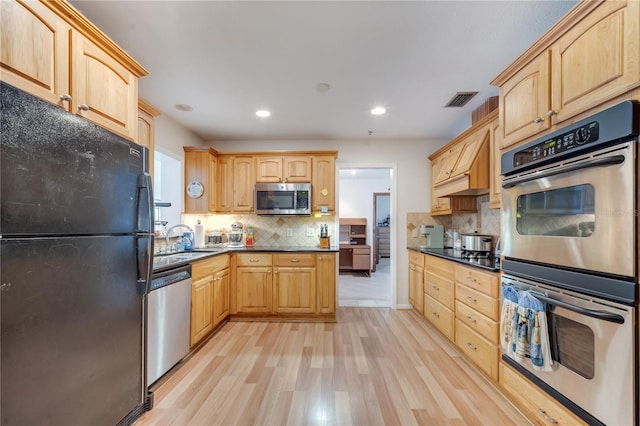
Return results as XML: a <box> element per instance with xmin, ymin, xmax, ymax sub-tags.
<box><xmin>500</xmin><ymin>362</ymin><xmax>587</xmax><ymax>426</ymax></box>
<box><xmin>455</xmin><ymin>301</ymin><xmax>499</xmax><ymax>344</ymax></box>
<box><xmin>235</xmin><ymin>253</ymin><xmax>273</xmax><ymax>267</ymax></box>
<box><xmin>455</xmin><ymin>320</ymin><xmax>498</xmax><ymax>381</ymax></box>
<box><xmin>424</xmin><ymin>255</ymin><xmax>454</xmax><ymax>280</ymax></box>
<box><xmin>274</xmin><ymin>253</ymin><xmax>316</xmax><ymax>267</ymax></box>
<box><xmin>408</xmin><ymin>251</ymin><xmax>424</xmax><ymax>267</ymax></box>
<box><xmin>424</xmin><ymin>294</ymin><xmax>454</xmax><ymax>341</ymax></box>
<box><xmin>424</xmin><ymin>271</ymin><xmax>454</xmax><ymax>309</ymax></box>
<box><xmin>352</xmin><ymin>247</ymin><xmax>370</xmax><ymax>255</ymax></box>
<box><xmin>456</xmin><ymin>283</ymin><xmax>498</xmax><ymax>320</ymax></box>
<box><xmin>455</xmin><ymin>265</ymin><xmax>498</xmax><ymax>297</ymax></box>
<box><xmin>191</xmin><ymin>254</ymin><xmax>230</xmax><ymax>279</ymax></box>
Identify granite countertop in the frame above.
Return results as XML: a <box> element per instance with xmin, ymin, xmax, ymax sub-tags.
<box><xmin>407</xmin><ymin>246</ymin><xmax>500</xmax><ymax>272</ymax></box>
<box><xmin>153</xmin><ymin>245</ymin><xmax>340</xmax><ymax>273</ymax></box>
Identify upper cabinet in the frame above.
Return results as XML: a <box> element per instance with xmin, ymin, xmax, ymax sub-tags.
<box><xmin>311</xmin><ymin>155</ymin><xmax>336</xmax><ymax>212</ymax></box>
<box><xmin>429</xmin><ymin>111</ymin><xmax>495</xmax><ymax>199</ymax></box>
<box><xmin>137</xmin><ymin>99</ymin><xmax>160</xmax><ymax>180</ymax></box>
<box><xmin>0</xmin><ymin>0</ymin><xmax>148</xmax><ymax>141</ymax></box>
<box><xmin>232</xmin><ymin>157</ymin><xmax>255</xmax><ymax>212</ymax></box>
<box><xmin>493</xmin><ymin>0</ymin><xmax>640</xmax><ymax>150</ymax></box>
<box><xmin>184</xmin><ymin>147</ymin><xmax>219</xmax><ymax>214</ymax></box>
<box><xmin>255</xmin><ymin>156</ymin><xmax>311</xmax><ymax>183</ymax></box>
<box><xmin>488</xmin><ymin>119</ymin><xmax>502</xmax><ymax>209</ymax></box>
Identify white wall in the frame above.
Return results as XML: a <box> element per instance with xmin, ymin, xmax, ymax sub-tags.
<box><xmin>208</xmin><ymin>138</ymin><xmax>447</xmax><ymax>307</ymax></box>
<box><xmin>153</xmin><ymin>113</ymin><xmax>205</xmax><ymax>225</ymax></box>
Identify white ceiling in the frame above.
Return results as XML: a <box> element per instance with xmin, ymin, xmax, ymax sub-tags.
<box><xmin>70</xmin><ymin>1</ymin><xmax>577</xmax><ymax>142</ymax></box>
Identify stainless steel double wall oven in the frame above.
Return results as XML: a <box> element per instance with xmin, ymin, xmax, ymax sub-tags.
<box><xmin>501</xmin><ymin>101</ymin><xmax>639</xmax><ymax>426</ymax></box>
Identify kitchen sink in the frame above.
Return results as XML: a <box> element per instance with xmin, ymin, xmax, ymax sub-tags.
<box><xmin>153</xmin><ymin>251</ymin><xmax>209</xmax><ymax>268</ymax></box>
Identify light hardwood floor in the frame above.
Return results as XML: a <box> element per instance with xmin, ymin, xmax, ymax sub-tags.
<box><xmin>137</xmin><ymin>308</ymin><xmax>529</xmax><ymax>425</ymax></box>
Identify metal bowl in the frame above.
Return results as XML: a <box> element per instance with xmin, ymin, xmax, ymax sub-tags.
<box><xmin>227</xmin><ymin>231</ymin><xmax>243</xmax><ymax>243</ymax></box>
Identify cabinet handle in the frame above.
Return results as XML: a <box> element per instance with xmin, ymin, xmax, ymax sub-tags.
<box><xmin>78</xmin><ymin>104</ymin><xmax>89</xmax><ymax>112</ymax></box>
<box><xmin>466</xmin><ymin>342</ymin><xmax>477</xmax><ymax>351</ymax></box>
<box><xmin>466</xmin><ymin>315</ymin><xmax>476</xmax><ymax>323</ymax></box>
<box><xmin>533</xmin><ymin>116</ymin><xmax>544</xmax><ymax>124</ymax></box>
<box><xmin>465</xmin><ymin>296</ymin><xmax>476</xmax><ymax>303</ymax></box>
<box><xmin>546</xmin><ymin>110</ymin><xmax>557</xmax><ymax>117</ymax></box>
<box><xmin>290</xmin><ymin>259</ymin><xmax>300</xmax><ymax>263</ymax></box>
<box><xmin>249</xmin><ymin>258</ymin><xmax>260</xmax><ymax>262</ymax></box>
<box><xmin>432</xmin><ymin>312</ymin><xmax>440</xmax><ymax>318</ymax></box>
<box><xmin>537</xmin><ymin>408</ymin><xmax>558</xmax><ymax>424</ymax></box>
<box><xmin>59</xmin><ymin>94</ymin><xmax>72</xmax><ymax>102</ymax></box>
<box><xmin>432</xmin><ymin>285</ymin><xmax>439</xmax><ymax>291</ymax></box>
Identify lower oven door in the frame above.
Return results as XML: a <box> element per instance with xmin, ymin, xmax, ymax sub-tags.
<box><xmin>501</xmin><ymin>274</ymin><xmax>635</xmax><ymax>426</ymax></box>
<box><xmin>501</xmin><ymin>142</ymin><xmax>636</xmax><ymax>278</ymax></box>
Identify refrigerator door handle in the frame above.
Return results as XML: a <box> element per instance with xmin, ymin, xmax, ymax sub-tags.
<box><xmin>136</xmin><ymin>172</ymin><xmax>154</xmax><ymax>295</ymax></box>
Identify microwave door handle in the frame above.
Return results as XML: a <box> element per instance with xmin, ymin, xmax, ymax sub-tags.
<box><xmin>533</xmin><ymin>293</ymin><xmax>625</xmax><ymax>324</ymax></box>
<box><xmin>502</xmin><ymin>155</ymin><xmax>626</xmax><ymax>189</ymax></box>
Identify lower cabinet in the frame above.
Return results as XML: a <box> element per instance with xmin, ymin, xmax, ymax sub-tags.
<box><xmin>190</xmin><ymin>254</ymin><xmax>230</xmax><ymax>348</ymax></box>
<box><xmin>500</xmin><ymin>362</ymin><xmax>587</xmax><ymax>426</ymax></box>
<box><xmin>233</xmin><ymin>252</ymin><xmax>337</xmax><ymax>319</ymax></box>
<box><xmin>408</xmin><ymin>251</ymin><xmax>425</xmax><ymax>315</ymax></box>
<box><xmin>423</xmin><ymin>256</ymin><xmax>455</xmax><ymax>341</ymax></box>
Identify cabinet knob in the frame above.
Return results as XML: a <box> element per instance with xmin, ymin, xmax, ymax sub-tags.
<box><xmin>59</xmin><ymin>94</ymin><xmax>72</xmax><ymax>102</ymax></box>
<box><xmin>466</xmin><ymin>342</ymin><xmax>477</xmax><ymax>351</ymax></box>
<box><xmin>537</xmin><ymin>409</ymin><xmax>558</xmax><ymax>424</ymax></box>
<box><xmin>465</xmin><ymin>296</ymin><xmax>477</xmax><ymax>303</ymax></box>
<box><xmin>532</xmin><ymin>116</ymin><xmax>544</xmax><ymax>124</ymax></box>
<box><xmin>78</xmin><ymin>104</ymin><xmax>89</xmax><ymax>112</ymax></box>
<box><xmin>466</xmin><ymin>315</ymin><xmax>476</xmax><ymax>323</ymax></box>
<box><xmin>546</xmin><ymin>110</ymin><xmax>557</xmax><ymax>117</ymax></box>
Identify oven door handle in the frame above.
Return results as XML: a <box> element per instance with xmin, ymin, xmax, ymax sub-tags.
<box><xmin>502</xmin><ymin>155</ymin><xmax>626</xmax><ymax>189</ymax></box>
<box><xmin>533</xmin><ymin>293</ymin><xmax>625</xmax><ymax>324</ymax></box>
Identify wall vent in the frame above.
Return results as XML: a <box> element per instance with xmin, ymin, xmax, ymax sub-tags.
<box><xmin>444</xmin><ymin>91</ymin><xmax>478</xmax><ymax>108</ymax></box>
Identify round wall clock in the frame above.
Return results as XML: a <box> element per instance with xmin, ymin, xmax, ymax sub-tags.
<box><xmin>186</xmin><ymin>181</ymin><xmax>204</xmax><ymax>198</ymax></box>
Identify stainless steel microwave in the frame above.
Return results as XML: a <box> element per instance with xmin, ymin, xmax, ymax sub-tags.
<box><xmin>254</xmin><ymin>183</ymin><xmax>311</xmax><ymax>215</ymax></box>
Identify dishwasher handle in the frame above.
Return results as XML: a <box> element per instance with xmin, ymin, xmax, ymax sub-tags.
<box><xmin>150</xmin><ymin>265</ymin><xmax>192</xmax><ymax>292</ymax></box>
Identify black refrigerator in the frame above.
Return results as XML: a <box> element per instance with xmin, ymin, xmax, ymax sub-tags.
<box><xmin>0</xmin><ymin>82</ymin><xmax>154</xmax><ymax>425</ymax></box>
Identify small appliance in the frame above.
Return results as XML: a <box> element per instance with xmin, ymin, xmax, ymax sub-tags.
<box><xmin>419</xmin><ymin>225</ymin><xmax>444</xmax><ymax>249</ymax></box>
<box><xmin>254</xmin><ymin>183</ymin><xmax>311</xmax><ymax>215</ymax></box>
<box><xmin>227</xmin><ymin>221</ymin><xmax>244</xmax><ymax>247</ymax></box>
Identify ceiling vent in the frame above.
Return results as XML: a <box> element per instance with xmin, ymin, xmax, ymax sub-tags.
<box><xmin>444</xmin><ymin>91</ymin><xmax>478</xmax><ymax>108</ymax></box>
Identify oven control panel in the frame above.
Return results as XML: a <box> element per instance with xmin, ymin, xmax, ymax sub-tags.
<box><xmin>513</xmin><ymin>121</ymin><xmax>600</xmax><ymax>167</ymax></box>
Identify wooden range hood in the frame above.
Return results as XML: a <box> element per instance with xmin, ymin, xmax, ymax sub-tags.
<box><xmin>429</xmin><ymin>110</ymin><xmax>496</xmax><ymax>198</ymax></box>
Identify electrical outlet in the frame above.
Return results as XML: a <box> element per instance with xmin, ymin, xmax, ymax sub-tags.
<box><xmin>286</xmin><ymin>228</ymin><xmax>293</xmax><ymax>237</ymax></box>
<box><xmin>306</xmin><ymin>228</ymin><xmax>315</xmax><ymax>237</ymax></box>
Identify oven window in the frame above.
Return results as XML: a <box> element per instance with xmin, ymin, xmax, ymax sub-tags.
<box><xmin>550</xmin><ymin>314</ymin><xmax>595</xmax><ymax>379</ymax></box>
<box><xmin>516</xmin><ymin>184</ymin><xmax>595</xmax><ymax>236</ymax></box>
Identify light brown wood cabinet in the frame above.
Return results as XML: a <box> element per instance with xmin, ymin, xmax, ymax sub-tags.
<box><xmin>216</xmin><ymin>156</ymin><xmax>233</xmax><ymax>212</ymax></box>
<box><xmin>311</xmin><ymin>155</ymin><xmax>336</xmax><ymax>212</ymax></box>
<box><xmin>500</xmin><ymin>362</ymin><xmax>587</xmax><ymax>426</ymax></box>
<box><xmin>494</xmin><ymin>1</ymin><xmax>640</xmax><ymax>150</ymax></box>
<box><xmin>422</xmin><ymin>254</ymin><xmax>455</xmax><ymax>341</ymax></box>
<box><xmin>190</xmin><ymin>255</ymin><xmax>230</xmax><ymax>348</ymax></box>
<box><xmin>255</xmin><ymin>156</ymin><xmax>311</xmax><ymax>183</ymax></box>
<box><xmin>316</xmin><ymin>254</ymin><xmax>336</xmax><ymax>314</ymax></box>
<box><xmin>488</xmin><ymin>118</ymin><xmax>502</xmax><ymax>209</ymax></box>
<box><xmin>235</xmin><ymin>253</ymin><xmax>273</xmax><ymax>314</ymax></box>
<box><xmin>408</xmin><ymin>251</ymin><xmax>424</xmax><ymax>315</ymax></box>
<box><xmin>137</xmin><ymin>99</ymin><xmax>160</xmax><ymax>182</ymax></box>
<box><xmin>274</xmin><ymin>254</ymin><xmax>316</xmax><ymax>314</ymax></box>
<box><xmin>0</xmin><ymin>0</ymin><xmax>147</xmax><ymax>141</ymax></box>
<box><xmin>454</xmin><ymin>264</ymin><xmax>499</xmax><ymax>381</ymax></box>
<box><xmin>232</xmin><ymin>156</ymin><xmax>255</xmax><ymax>212</ymax></box>
<box><xmin>184</xmin><ymin>147</ymin><xmax>218</xmax><ymax>214</ymax></box>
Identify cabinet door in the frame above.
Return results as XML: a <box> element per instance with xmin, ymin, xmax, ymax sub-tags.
<box><xmin>216</xmin><ymin>156</ymin><xmax>233</xmax><ymax>212</ymax></box>
<box><xmin>255</xmin><ymin>157</ymin><xmax>283</xmax><ymax>183</ymax></box>
<box><xmin>409</xmin><ymin>263</ymin><xmax>424</xmax><ymax>314</ymax></box>
<box><xmin>551</xmin><ymin>1</ymin><xmax>640</xmax><ymax>124</ymax></box>
<box><xmin>72</xmin><ymin>31</ymin><xmax>138</xmax><ymax>140</ymax></box>
<box><xmin>190</xmin><ymin>275</ymin><xmax>214</xmax><ymax>347</ymax></box>
<box><xmin>433</xmin><ymin>144</ymin><xmax>463</xmax><ymax>184</ymax></box>
<box><xmin>233</xmin><ymin>157</ymin><xmax>254</xmax><ymax>212</ymax></box>
<box><xmin>236</xmin><ymin>267</ymin><xmax>272</xmax><ymax>313</ymax></box>
<box><xmin>284</xmin><ymin>156</ymin><xmax>312</xmax><ymax>182</ymax></box>
<box><xmin>212</xmin><ymin>268</ymin><xmax>229</xmax><ymax>327</ymax></box>
<box><xmin>449</xmin><ymin>126</ymin><xmax>489</xmax><ymax>179</ymax></box>
<box><xmin>137</xmin><ymin>107</ymin><xmax>154</xmax><ymax>179</ymax></box>
<box><xmin>430</xmin><ymin>157</ymin><xmax>451</xmax><ymax>214</ymax></box>
<box><xmin>274</xmin><ymin>267</ymin><xmax>316</xmax><ymax>314</ymax></box>
<box><xmin>184</xmin><ymin>150</ymin><xmax>214</xmax><ymax>214</ymax></box>
<box><xmin>208</xmin><ymin>155</ymin><xmax>217</xmax><ymax>212</ymax></box>
<box><xmin>500</xmin><ymin>52</ymin><xmax>551</xmax><ymax>149</ymax></box>
<box><xmin>488</xmin><ymin>119</ymin><xmax>501</xmax><ymax>209</ymax></box>
<box><xmin>316</xmin><ymin>254</ymin><xmax>336</xmax><ymax>314</ymax></box>
<box><xmin>0</xmin><ymin>0</ymin><xmax>70</xmax><ymax>109</ymax></box>
<box><xmin>311</xmin><ymin>156</ymin><xmax>336</xmax><ymax>211</ymax></box>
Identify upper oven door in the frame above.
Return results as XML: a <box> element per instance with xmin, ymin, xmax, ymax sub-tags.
<box><xmin>502</xmin><ymin>142</ymin><xmax>635</xmax><ymax>278</ymax></box>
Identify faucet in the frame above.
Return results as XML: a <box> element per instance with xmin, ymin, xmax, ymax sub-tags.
<box><xmin>164</xmin><ymin>224</ymin><xmax>194</xmax><ymax>252</ymax></box>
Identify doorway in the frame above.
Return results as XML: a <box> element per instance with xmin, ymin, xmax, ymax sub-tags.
<box><xmin>337</xmin><ymin>166</ymin><xmax>394</xmax><ymax>308</ymax></box>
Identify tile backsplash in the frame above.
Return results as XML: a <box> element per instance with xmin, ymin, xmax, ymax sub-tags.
<box><xmin>407</xmin><ymin>195</ymin><xmax>501</xmax><ymax>247</ymax></box>
<box><xmin>178</xmin><ymin>213</ymin><xmax>339</xmax><ymax>248</ymax></box>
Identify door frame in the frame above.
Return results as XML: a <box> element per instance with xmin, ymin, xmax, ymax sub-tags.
<box><xmin>372</xmin><ymin>192</ymin><xmax>390</xmax><ymax>272</ymax></box>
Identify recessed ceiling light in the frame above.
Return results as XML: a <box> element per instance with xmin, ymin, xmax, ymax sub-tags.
<box><xmin>256</xmin><ymin>110</ymin><xmax>271</xmax><ymax>117</ymax></box>
<box><xmin>175</xmin><ymin>104</ymin><xmax>193</xmax><ymax>112</ymax></box>
<box><xmin>371</xmin><ymin>106</ymin><xmax>386</xmax><ymax>115</ymax></box>
<box><xmin>315</xmin><ymin>83</ymin><xmax>331</xmax><ymax>93</ymax></box>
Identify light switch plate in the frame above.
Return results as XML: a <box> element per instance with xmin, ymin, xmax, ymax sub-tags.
<box><xmin>286</xmin><ymin>228</ymin><xmax>293</xmax><ymax>237</ymax></box>
<box><xmin>306</xmin><ymin>228</ymin><xmax>315</xmax><ymax>237</ymax></box>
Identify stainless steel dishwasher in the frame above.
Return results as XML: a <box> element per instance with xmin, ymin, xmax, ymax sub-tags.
<box><xmin>147</xmin><ymin>264</ymin><xmax>191</xmax><ymax>386</ymax></box>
